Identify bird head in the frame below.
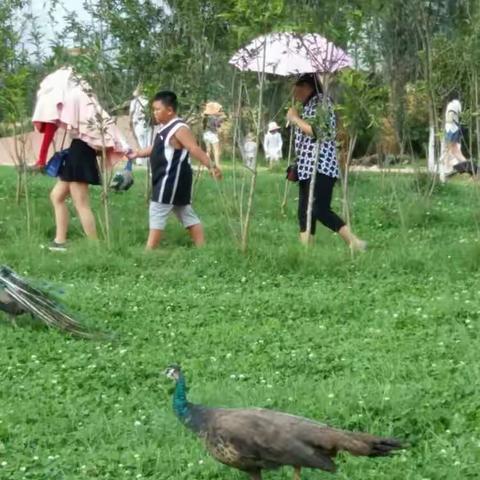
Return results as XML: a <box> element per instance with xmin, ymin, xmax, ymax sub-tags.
<box><xmin>164</xmin><ymin>364</ymin><xmax>182</xmax><ymax>381</ymax></box>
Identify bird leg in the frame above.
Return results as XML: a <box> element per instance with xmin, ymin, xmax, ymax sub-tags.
<box><xmin>249</xmin><ymin>472</ymin><xmax>262</xmax><ymax>480</ymax></box>
<box><xmin>293</xmin><ymin>466</ymin><xmax>301</xmax><ymax>480</ymax></box>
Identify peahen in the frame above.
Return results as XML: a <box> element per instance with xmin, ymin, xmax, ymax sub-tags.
<box><xmin>110</xmin><ymin>159</ymin><xmax>134</xmax><ymax>192</ymax></box>
<box><xmin>165</xmin><ymin>365</ymin><xmax>404</xmax><ymax>479</ymax></box>
<box><xmin>0</xmin><ymin>265</ymin><xmax>102</xmax><ymax>339</ymax></box>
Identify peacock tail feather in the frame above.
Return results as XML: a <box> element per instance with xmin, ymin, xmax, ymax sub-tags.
<box><xmin>0</xmin><ymin>265</ymin><xmax>109</xmax><ymax>340</ymax></box>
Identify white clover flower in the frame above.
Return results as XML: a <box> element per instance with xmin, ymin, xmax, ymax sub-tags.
<box><xmin>134</xmin><ymin>421</ymin><xmax>142</xmax><ymax>427</ymax></box>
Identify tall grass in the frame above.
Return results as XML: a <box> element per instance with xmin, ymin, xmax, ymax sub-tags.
<box><xmin>1</xmin><ymin>166</ymin><xmax>479</xmax><ymax>479</ymax></box>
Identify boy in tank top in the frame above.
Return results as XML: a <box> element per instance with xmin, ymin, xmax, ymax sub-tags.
<box><xmin>129</xmin><ymin>91</ymin><xmax>221</xmax><ymax>249</ymax></box>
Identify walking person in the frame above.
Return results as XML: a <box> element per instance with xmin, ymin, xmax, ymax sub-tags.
<box><xmin>32</xmin><ymin>67</ymin><xmax>131</xmax><ymax>251</ymax></box>
<box><xmin>441</xmin><ymin>91</ymin><xmax>468</xmax><ymax>181</ymax></box>
<box><xmin>286</xmin><ymin>74</ymin><xmax>366</xmax><ymax>251</ymax></box>
<box><xmin>128</xmin><ymin>91</ymin><xmax>222</xmax><ymax>249</ymax></box>
<box><xmin>202</xmin><ymin>102</ymin><xmax>224</xmax><ymax>168</ymax></box>
<box><xmin>264</xmin><ymin>121</ymin><xmax>283</xmax><ymax>167</ymax></box>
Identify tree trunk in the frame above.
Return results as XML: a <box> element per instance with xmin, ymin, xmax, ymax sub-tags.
<box><xmin>281</xmin><ymin>126</ymin><xmax>295</xmax><ymax>215</ymax></box>
<box><xmin>475</xmin><ymin>68</ymin><xmax>480</xmax><ymax>161</ymax></box>
<box><xmin>231</xmin><ymin>77</ymin><xmax>243</xmax><ymax>202</ymax></box>
<box><xmin>341</xmin><ymin>133</ymin><xmax>357</xmax><ymax>225</ymax></box>
<box><xmin>417</xmin><ymin>7</ymin><xmax>439</xmax><ymax>180</ymax></box>
<box><xmin>306</xmin><ymin>74</ymin><xmax>331</xmax><ymax>241</ymax></box>
<box><xmin>428</xmin><ymin>119</ymin><xmax>436</xmax><ymax>173</ymax></box>
<box><xmin>241</xmin><ymin>40</ymin><xmax>267</xmax><ymax>252</ymax></box>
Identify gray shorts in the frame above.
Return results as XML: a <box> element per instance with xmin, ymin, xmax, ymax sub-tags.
<box><xmin>149</xmin><ymin>201</ymin><xmax>201</xmax><ymax>230</ymax></box>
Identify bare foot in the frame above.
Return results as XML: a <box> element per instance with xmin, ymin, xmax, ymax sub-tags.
<box><xmin>351</xmin><ymin>238</ymin><xmax>367</xmax><ymax>252</ymax></box>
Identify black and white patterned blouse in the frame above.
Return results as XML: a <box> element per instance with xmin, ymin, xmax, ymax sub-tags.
<box><xmin>294</xmin><ymin>94</ymin><xmax>339</xmax><ymax>180</ymax></box>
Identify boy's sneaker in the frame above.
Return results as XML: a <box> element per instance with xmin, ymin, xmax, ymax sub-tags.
<box><xmin>48</xmin><ymin>241</ymin><xmax>67</xmax><ymax>252</ymax></box>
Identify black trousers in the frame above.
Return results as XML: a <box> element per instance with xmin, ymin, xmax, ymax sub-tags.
<box><xmin>298</xmin><ymin>174</ymin><xmax>345</xmax><ymax>234</ymax></box>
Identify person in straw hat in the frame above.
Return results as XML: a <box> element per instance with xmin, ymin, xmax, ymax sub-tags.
<box><xmin>264</xmin><ymin>121</ymin><xmax>283</xmax><ymax>167</ymax></box>
<box><xmin>202</xmin><ymin>101</ymin><xmax>224</xmax><ymax>168</ymax></box>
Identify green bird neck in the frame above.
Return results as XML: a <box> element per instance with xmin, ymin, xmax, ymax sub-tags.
<box><xmin>173</xmin><ymin>374</ymin><xmax>190</xmax><ymax>421</ymax></box>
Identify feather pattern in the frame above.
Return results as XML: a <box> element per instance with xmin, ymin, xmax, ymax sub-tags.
<box><xmin>165</xmin><ymin>365</ymin><xmax>405</xmax><ymax>479</ymax></box>
<box><xmin>0</xmin><ymin>265</ymin><xmax>106</xmax><ymax>339</ymax></box>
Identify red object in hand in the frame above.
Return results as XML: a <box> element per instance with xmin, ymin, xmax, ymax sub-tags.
<box><xmin>36</xmin><ymin>122</ymin><xmax>58</xmax><ymax>167</ymax></box>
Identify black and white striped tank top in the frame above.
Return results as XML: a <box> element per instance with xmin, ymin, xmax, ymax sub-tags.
<box><xmin>150</xmin><ymin>118</ymin><xmax>192</xmax><ymax>205</ymax></box>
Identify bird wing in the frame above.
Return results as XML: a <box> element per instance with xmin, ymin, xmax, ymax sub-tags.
<box><xmin>206</xmin><ymin>408</ymin><xmax>338</xmax><ymax>472</ymax></box>
<box><xmin>207</xmin><ymin>407</ymin><xmax>402</xmax><ymax>471</ymax></box>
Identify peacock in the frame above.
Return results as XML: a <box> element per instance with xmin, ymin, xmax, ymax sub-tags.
<box><xmin>110</xmin><ymin>159</ymin><xmax>134</xmax><ymax>192</ymax></box>
<box><xmin>0</xmin><ymin>265</ymin><xmax>103</xmax><ymax>339</ymax></box>
<box><xmin>165</xmin><ymin>365</ymin><xmax>404</xmax><ymax>479</ymax></box>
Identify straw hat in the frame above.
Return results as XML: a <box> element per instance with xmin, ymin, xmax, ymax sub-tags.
<box><xmin>268</xmin><ymin>121</ymin><xmax>281</xmax><ymax>132</ymax></box>
<box><xmin>203</xmin><ymin>101</ymin><xmax>223</xmax><ymax>115</ymax></box>
<box><xmin>67</xmin><ymin>47</ymin><xmax>85</xmax><ymax>57</ymax></box>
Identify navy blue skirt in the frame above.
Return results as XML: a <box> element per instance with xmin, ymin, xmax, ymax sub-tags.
<box><xmin>59</xmin><ymin>139</ymin><xmax>101</xmax><ymax>185</ymax></box>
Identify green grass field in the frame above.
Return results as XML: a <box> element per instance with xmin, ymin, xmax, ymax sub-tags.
<box><xmin>1</xmin><ymin>165</ymin><xmax>480</xmax><ymax>479</ymax></box>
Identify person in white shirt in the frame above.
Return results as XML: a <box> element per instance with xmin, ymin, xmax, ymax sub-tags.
<box><xmin>442</xmin><ymin>92</ymin><xmax>467</xmax><ymax>179</ymax></box>
<box><xmin>243</xmin><ymin>133</ymin><xmax>257</xmax><ymax>168</ymax></box>
<box><xmin>264</xmin><ymin>121</ymin><xmax>283</xmax><ymax>167</ymax></box>
<box><xmin>130</xmin><ymin>86</ymin><xmax>153</xmax><ymax>166</ymax></box>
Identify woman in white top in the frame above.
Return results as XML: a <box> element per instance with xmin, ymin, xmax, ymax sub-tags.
<box><xmin>444</xmin><ymin>92</ymin><xmax>467</xmax><ymax>168</ymax></box>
